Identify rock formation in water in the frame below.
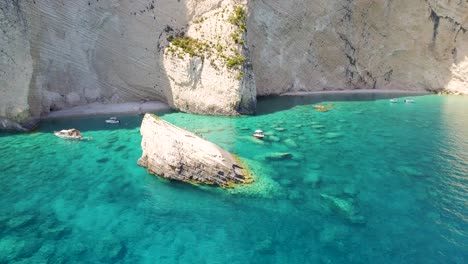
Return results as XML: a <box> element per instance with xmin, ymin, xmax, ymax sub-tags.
<box><xmin>1</xmin><ymin>0</ymin><xmax>467</xmax><ymax>130</ymax></box>
<box><xmin>137</xmin><ymin>113</ymin><xmax>252</xmax><ymax>187</ymax></box>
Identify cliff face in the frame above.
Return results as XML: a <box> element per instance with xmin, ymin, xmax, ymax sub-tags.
<box><xmin>249</xmin><ymin>0</ymin><xmax>468</xmax><ymax>95</ymax></box>
<box><xmin>1</xmin><ymin>0</ymin><xmax>467</xmax><ymax>130</ymax></box>
<box><xmin>0</xmin><ymin>0</ymin><xmax>254</xmax><ymax>130</ymax></box>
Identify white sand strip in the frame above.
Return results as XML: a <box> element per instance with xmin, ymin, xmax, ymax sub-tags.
<box><xmin>280</xmin><ymin>89</ymin><xmax>430</xmax><ymax>96</ymax></box>
<box><xmin>43</xmin><ymin>101</ymin><xmax>171</xmax><ymax>119</ymax></box>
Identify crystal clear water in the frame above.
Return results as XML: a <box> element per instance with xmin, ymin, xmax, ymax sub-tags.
<box><xmin>0</xmin><ymin>94</ymin><xmax>467</xmax><ymax>263</ymax></box>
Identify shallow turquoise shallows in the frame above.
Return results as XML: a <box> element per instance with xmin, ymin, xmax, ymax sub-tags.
<box><xmin>0</xmin><ymin>94</ymin><xmax>467</xmax><ymax>263</ymax></box>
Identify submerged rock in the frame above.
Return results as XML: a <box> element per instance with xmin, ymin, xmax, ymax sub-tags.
<box><xmin>303</xmin><ymin>172</ymin><xmax>321</xmax><ymax>186</ymax></box>
<box><xmin>267</xmin><ymin>135</ymin><xmax>280</xmax><ymax>142</ymax></box>
<box><xmin>138</xmin><ymin>114</ymin><xmax>252</xmax><ymax>187</ymax></box>
<box><xmin>320</xmin><ymin>194</ymin><xmax>365</xmax><ymax>224</ymax></box>
<box><xmin>283</xmin><ymin>139</ymin><xmax>298</xmax><ymax>148</ymax></box>
<box><xmin>325</xmin><ymin>132</ymin><xmax>343</xmax><ymax>139</ymax></box>
<box><xmin>263</xmin><ymin>152</ymin><xmax>293</xmax><ymax>161</ymax></box>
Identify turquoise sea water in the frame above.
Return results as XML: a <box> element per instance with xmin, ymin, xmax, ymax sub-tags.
<box><xmin>0</xmin><ymin>94</ymin><xmax>467</xmax><ymax>263</ymax></box>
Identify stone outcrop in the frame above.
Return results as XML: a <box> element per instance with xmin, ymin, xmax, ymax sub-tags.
<box><xmin>1</xmin><ymin>0</ymin><xmax>467</xmax><ymax>130</ymax></box>
<box><xmin>162</xmin><ymin>2</ymin><xmax>256</xmax><ymax>115</ymax></box>
<box><xmin>137</xmin><ymin>113</ymin><xmax>252</xmax><ymax>187</ymax></box>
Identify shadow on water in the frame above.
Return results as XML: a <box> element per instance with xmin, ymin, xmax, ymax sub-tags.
<box><xmin>256</xmin><ymin>92</ymin><xmax>425</xmax><ymax>115</ymax></box>
<box><xmin>31</xmin><ymin>110</ymin><xmax>174</xmax><ymax>134</ymax></box>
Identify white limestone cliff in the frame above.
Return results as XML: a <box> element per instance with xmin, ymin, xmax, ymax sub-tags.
<box><xmin>162</xmin><ymin>2</ymin><xmax>256</xmax><ymax>115</ymax></box>
<box><xmin>249</xmin><ymin>0</ymin><xmax>468</xmax><ymax>95</ymax></box>
<box><xmin>1</xmin><ymin>0</ymin><xmax>467</xmax><ymax>130</ymax></box>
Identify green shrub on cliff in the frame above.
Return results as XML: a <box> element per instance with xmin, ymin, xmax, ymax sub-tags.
<box><xmin>170</xmin><ymin>37</ymin><xmax>207</xmax><ymax>57</ymax></box>
<box><xmin>228</xmin><ymin>6</ymin><xmax>247</xmax><ymax>45</ymax></box>
<box><xmin>226</xmin><ymin>54</ymin><xmax>246</xmax><ymax>69</ymax></box>
<box><xmin>228</xmin><ymin>6</ymin><xmax>246</xmax><ymax>27</ymax></box>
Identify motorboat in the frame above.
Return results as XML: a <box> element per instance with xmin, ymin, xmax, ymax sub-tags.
<box><xmin>390</xmin><ymin>98</ymin><xmax>398</xmax><ymax>103</ymax></box>
<box><xmin>54</xmin><ymin>128</ymin><xmax>83</xmax><ymax>140</ymax></box>
<box><xmin>105</xmin><ymin>117</ymin><xmax>120</xmax><ymax>124</ymax></box>
<box><xmin>253</xmin><ymin>129</ymin><xmax>264</xmax><ymax>139</ymax></box>
<box><xmin>404</xmin><ymin>99</ymin><xmax>415</xmax><ymax>103</ymax></box>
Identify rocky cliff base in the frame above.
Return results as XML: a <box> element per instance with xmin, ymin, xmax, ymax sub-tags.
<box><xmin>137</xmin><ymin>113</ymin><xmax>252</xmax><ymax>187</ymax></box>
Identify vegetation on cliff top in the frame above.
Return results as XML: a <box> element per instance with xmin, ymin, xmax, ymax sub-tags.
<box><xmin>228</xmin><ymin>6</ymin><xmax>247</xmax><ymax>45</ymax></box>
<box><xmin>165</xmin><ymin>5</ymin><xmax>248</xmax><ymax>79</ymax></box>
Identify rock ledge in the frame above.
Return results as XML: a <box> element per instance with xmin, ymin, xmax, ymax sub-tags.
<box><xmin>138</xmin><ymin>114</ymin><xmax>252</xmax><ymax>187</ymax></box>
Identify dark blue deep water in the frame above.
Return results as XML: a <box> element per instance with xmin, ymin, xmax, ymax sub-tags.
<box><xmin>0</xmin><ymin>94</ymin><xmax>467</xmax><ymax>263</ymax></box>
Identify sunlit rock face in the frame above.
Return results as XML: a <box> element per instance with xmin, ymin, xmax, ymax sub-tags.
<box><xmin>138</xmin><ymin>114</ymin><xmax>252</xmax><ymax>187</ymax></box>
<box><xmin>162</xmin><ymin>1</ymin><xmax>256</xmax><ymax>115</ymax></box>
<box><xmin>248</xmin><ymin>0</ymin><xmax>468</xmax><ymax>95</ymax></box>
<box><xmin>0</xmin><ymin>0</ymin><xmax>255</xmax><ymax>130</ymax></box>
<box><xmin>0</xmin><ymin>0</ymin><xmax>467</xmax><ymax>130</ymax></box>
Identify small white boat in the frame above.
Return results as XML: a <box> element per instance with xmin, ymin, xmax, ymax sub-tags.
<box><xmin>390</xmin><ymin>98</ymin><xmax>398</xmax><ymax>103</ymax></box>
<box><xmin>404</xmin><ymin>99</ymin><xmax>415</xmax><ymax>103</ymax></box>
<box><xmin>54</xmin><ymin>129</ymin><xmax>83</xmax><ymax>140</ymax></box>
<box><xmin>253</xmin><ymin>129</ymin><xmax>264</xmax><ymax>139</ymax></box>
<box><xmin>105</xmin><ymin>117</ymin><xmax>120</xmax><ymax>124</ymax></box>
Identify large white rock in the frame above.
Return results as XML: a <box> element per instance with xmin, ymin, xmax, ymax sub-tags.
<box><xmin>138</xmin><ymin>114</ymin><xmax>252</xmax><ymax>187</ymax></box>
<box><xmin>162</xmin><ymin>1</ymin><xmax>256</xmax><ymax>115</ymax></box>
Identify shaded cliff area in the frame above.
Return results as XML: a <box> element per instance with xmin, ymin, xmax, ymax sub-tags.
<box><xmin>1</xmin><ymin>0</ymin><xmax>467</xmax><ymax>130</ymax></box>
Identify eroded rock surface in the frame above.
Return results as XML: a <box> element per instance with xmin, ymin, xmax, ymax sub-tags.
<box><xmin>0</xmin><ymin>0</ymin><xmax>255</xmax><ymax>130</ymax></box>
<box><xmin>137</xmin><ymin>113</ymin><xmax>252</xmax><ymax>187</ymax></box>
<box><xmin>162</xmin><ymin>1</ymin><xmax>256</xmax><ymax>115</ymax></box>
<box><xmin>249</xmin><ymin>0</ymin><xmax>468</xmax><ymax>95</ymax></box>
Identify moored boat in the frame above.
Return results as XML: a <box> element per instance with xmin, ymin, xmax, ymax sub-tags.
<box><xmin>253</xmin><ymin>129</ymin><xmax>264</xmax><ymax>139</ymax></box>
<box><xmin>105</xmin><ymin>117</ymin><xmax>120</xmax><ymax>124</ymax></box>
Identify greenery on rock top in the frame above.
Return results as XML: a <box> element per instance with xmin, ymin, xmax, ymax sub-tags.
<box><xmin>165</xmin><ymin>5</ymin><xmax>248</xmax><ymax>79</ymax></box>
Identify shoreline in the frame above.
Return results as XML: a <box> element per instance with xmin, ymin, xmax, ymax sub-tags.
<box><xmin>280</xmin><ymin>89</ymin><xmax>430</xmax><ymax>96</ymax></box>
<box><xmin>43</xmin><ymin>90</ymin><xmax>429</xmax><ymax>119</ymax></box>
<box><xmin>43</xmin><ymin>101</ymin><xmax>171</xmax><ymax>119</ymax></box>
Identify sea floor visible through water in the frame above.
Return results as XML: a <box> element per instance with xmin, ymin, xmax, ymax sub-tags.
<box><xmin>0</xmin><ymin>94</ymin><xmax>467</xmax><ymax>263</ymax></box>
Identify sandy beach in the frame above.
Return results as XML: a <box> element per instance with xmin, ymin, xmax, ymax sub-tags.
<box><xmin>44</xmin><ymin>101</ymin><xmax>171</xmax><ymax>119</ymax></box>
<box><xmin>280</xmin><ymin>89</ymin><xmax>430</xmax><ymax>96</ymax></box>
